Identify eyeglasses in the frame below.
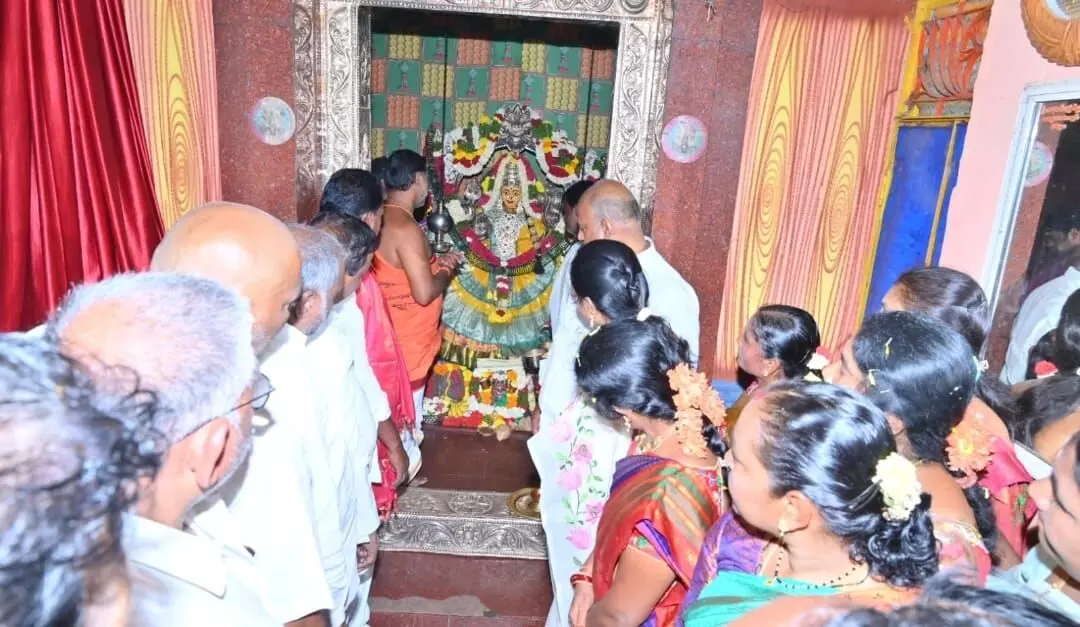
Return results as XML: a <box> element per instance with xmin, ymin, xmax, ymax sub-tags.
<box><xmin>174</xmin><ymin>373</ymin><xmax>275</xmax><ymax>442</ymax></box>
<box><xmin>237</xmin><ymin>372</ymin><xmax>273</xmax><ymax>412</ymax></box>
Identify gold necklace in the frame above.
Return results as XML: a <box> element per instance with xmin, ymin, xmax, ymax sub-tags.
<box><xmin>635</xmin><ymin>425</ymin><xmax>675</xmax><ymax>454</ymax></box>
<box><xmin>384</xmin><ymin>202</ymin><xmax>414</xmax><ymax>218</ymax></box>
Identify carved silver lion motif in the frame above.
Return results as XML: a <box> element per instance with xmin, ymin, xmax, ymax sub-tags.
<box><xmin>379</xmin><ymin>488</ymin><xmax>548</xmax><ymax>559</ymax></box>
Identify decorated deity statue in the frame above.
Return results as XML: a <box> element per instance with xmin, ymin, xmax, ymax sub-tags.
<box><xmin>422</xmin><ymin>103</ymin><xmax>604</xmax><ymax>438</ymax></box>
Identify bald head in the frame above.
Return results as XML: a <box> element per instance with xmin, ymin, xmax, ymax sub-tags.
<box><xmin>152</xmin><ymin>202</ymin><xmax>302</xmax><ymax>355</ymax></box>
<box><xmin>576</xmin><ymin>179</ymin><xmax>643</xmax><ymax>245</ymax></box>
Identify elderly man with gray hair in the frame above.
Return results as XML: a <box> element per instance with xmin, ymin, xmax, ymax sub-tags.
<box><xmin>0</xmin><ymin>333</ymin><xmax>162</xmax><ymax>627</ymax></box>
<box><xmin>289</xmin><ymin>223</ymin><xmax>382</xmax><ymax>625</ymax></box>
<box><xmin>153</xmin><ymin>202</ymin><xmax>341</xmax><ymax>627</ymax></box>
<box><xmin>46</xmin><ymin>272</ymin><xmax>278</xmax><ymax>624</ymax></box>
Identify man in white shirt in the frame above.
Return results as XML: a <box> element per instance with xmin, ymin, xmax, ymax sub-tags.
<box><xmin>575</xmin><ymin>180</ymin><xmax>700</xmax><ymax>361</ymax></box>
<box><xmin>1003</xmin><ymin>267</ymin><xmax>1080</xmax><ymax>384</ymax></box>
<box><xmin>539</xmin><ymin>179</ymin><xmax>702</xmax><ymax>436</ymax></box>
<box><xmin>151</xmin><ymin>202</ymin><xmax>335</xmax><ymax>627</ymax></box>
<box><xmin>530</xmin><ymin>181</ymin><xmax>700</xmax><ymax>627</ymax></box>
<box><xmin>548</xmin><ymin>180</ymin><xmax>595</xmax><ymax>334</ymax></box>
<box><xmin>290</xmin><ymin>224</ymin><xmax>381</xmax><ymax>626</ymax></box>
<box><xmin>311</xmin><ymin>212</ymin><xmax>419</xmax><ymax>483</ymax></box>
<box><xmin>47</xmin><ymin>272</ymin><xmax>278</xmax><ymax>625</ymax></box>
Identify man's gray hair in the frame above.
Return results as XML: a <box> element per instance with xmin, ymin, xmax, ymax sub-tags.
<box><xmin>591</xmin><ymin>192</ymin><xmax>641</xmax><ymax>224</ymax></box>
<box><xmin>0</xmin><ymin>334</ymin><xmax>163</xmax><ymax>626</ymax></box>
<box><xmin>48</xmin><ymin>272</ymin><xmax>256</xmax><ymax>442</ymax></box>
<box><xmin>288</xmin><ymin>223</ymin><xmax>344</xmax><ymax>301</ymax></box>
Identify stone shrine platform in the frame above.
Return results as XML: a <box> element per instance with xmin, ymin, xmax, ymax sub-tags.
<box><xmin>370</xmin><ymin>426</ymin><xmax>551</xmax><ymax>626</ymax></box>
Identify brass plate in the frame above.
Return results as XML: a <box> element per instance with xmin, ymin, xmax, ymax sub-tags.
<box><xmin>507</xmin><ymin>487</ymin><xmax>541</xmax><ymax>520</ymax></box>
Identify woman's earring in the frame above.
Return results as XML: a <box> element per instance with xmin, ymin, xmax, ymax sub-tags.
<box><xmin>777</xmin><ymin>520</ymin><xmax>788</xmax><ymax>541</ymax></box>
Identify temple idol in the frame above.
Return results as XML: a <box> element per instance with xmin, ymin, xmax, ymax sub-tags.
<box><xmin>422</xmin><ymin>103</ymin><xmax>603</xmax><ymax>437</ymax></box>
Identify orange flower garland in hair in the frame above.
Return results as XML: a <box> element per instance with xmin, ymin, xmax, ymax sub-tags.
<box><xmin>667</xmin><ymin>364</ymin><xmax>727</xmax><ymax>458</ymax></box>
<box><xmin>946</xmin><ymin>419</ymin><xmax>995</xmax><ymax>489</ymax></box>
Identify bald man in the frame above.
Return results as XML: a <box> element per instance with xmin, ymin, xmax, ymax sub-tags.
<box><xmin>151</xmin><ymin>202</ymin><xmax>302</xmax><ymax>353</ymax></box>
<box><xmin>573</xmin><ymin>180</ymin><xmax>699</xmax><ymax>363</ymax></box>
<box><xmin>152</xmin><ymin>202</ymin><xmax>340</xmax><ymax>627</ymax></box>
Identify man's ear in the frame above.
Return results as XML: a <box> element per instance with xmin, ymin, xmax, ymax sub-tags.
<box><xmin>186</xmin><ymin>418</ymin><xmax>235</xmax><ymax>490</ymax></box>
<box><xmin>299</xmin><ymin>289</ymin><xmax>319</xmax><ymax>319</ymax></box>
<box><xmin>599</xmin><ymin>217</ymin><xmax>612</xmax><ymax>238</ymax></box>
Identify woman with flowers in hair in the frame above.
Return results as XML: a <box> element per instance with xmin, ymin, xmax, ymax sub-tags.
<box><xmin>682</xmin><ymin>382</ymin><xmax>938</xmax><ymax>625</ymax></box>
<box><xmin>566</xmin><ymin>316</ymin><xmax>726</xmax><ymax>627</ymax></box>
<box><xmin>824</xmin><ymin>311</ymin><xmax>994</xmax><ymax>583</ymax></box>
<box><xmin>882</xmin><ymin>267</ymin><xmax>1035</xmax><ymax>564</ymax></box>
<box><xmin>727</xmin><ymin>304</ymin><xmax>825</xmax><ymax>430</ymax></box>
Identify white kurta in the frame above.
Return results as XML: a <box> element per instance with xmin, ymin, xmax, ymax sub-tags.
<box><xmin>529</xmin><ymin>238</ymin><xmax>699</xmax><ymax>627</ymax></box>
<box><xmin>125</xmin><ymin>502</ymin><xmax>279</xmax><ymax>626</ymax></box>
<box><xmin>548</xmin><ymin>242</ymin><xmax>580</xmax><ymax>336</ymax></box>
<box><xmin>1003</xmin><ymin>267</ymin><xmax>1080</xmax><ymax>384</ymax></box>
<box><xmin>206</xmin><ymin>325</ymin><xmax>343</xmax><ymax>624</ymax></box>
<box><xmin>303</xmin><ymin>322</ymin><xmax>382</xmax><ymax>625</ymax></box>
<box><xmin>638</xmin><ymin>237</ymin><xmax>701</xmax><ymax>366</ymax></box>
<box><xmin>331</xmin><ymin>295</ymin><xmax>422</xmax><ymax>477</ymax></box>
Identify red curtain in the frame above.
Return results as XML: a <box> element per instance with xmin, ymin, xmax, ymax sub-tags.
<box><xmin>1</xmin><ymin>0</ymin><xmax>164</xmax><ymax>331</ymax></box>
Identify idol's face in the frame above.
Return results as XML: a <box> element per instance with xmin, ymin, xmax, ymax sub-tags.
<box><xmin>501</xmin><ymin>185</ymin><xmax>522</xmax><ymax>212</ymax></box>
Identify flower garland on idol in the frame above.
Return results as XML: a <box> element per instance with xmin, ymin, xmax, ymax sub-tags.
<box><xmin>441</xmin><ymin>108</ymin><xmax>597</xmax><ymax>184</ymax></box>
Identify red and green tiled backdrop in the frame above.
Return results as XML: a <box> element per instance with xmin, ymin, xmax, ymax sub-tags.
<box><xmin>371</xmin><ymin>10</ymin><xmax>617</xmax><ymax>161</ymax></box>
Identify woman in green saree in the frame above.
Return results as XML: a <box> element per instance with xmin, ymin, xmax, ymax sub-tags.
<box><xmin>682</xmin><ymin>382</ymin><xmax>939</xmax><ymax>626</ymax></box>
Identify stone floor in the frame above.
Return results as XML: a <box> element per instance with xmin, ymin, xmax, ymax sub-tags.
<box><xmin>370</xmin><ymin>425</ymin><xmax>550</xmax><ymax>626</ymax></box>
<box><xmin>418</xmin><ymin>425</ymin><xmax>540</xmax><ymax>492</ymax></box>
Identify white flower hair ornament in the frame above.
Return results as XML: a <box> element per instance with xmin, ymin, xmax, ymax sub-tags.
<box><xmin>806</xmin><ymin>349</ymin><xmax>830</xmax><ymax>371</ymax></box>
<box><xmin>803</xmin><ymin>349</ymin><xmax>830</xmax><ymax>382</ymax></box>
<box><xmin>871</xmin><ymin>452</ymin><xmax>923</xmax><ymax>521</ymax></box>
<box><xmin>636</xmin><ymin>307</ymin><xmax>653</xmax><ymax>322</ymax></box>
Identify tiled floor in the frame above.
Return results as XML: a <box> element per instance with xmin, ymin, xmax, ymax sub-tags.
<box><xmin>373</xmin><ymin>426</ymin><xmax>550</xmax><ymax>625</ymax></box>
<box><xmin>419</xmin><ymin>425</ymin><xmax>540</xmax><ymax>492</ymax></box>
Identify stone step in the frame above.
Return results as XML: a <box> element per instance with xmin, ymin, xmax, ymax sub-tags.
<box><xmin>379</xmin><ymin>487</ymin><xmax>546</xmax><ymax>560</ymax></box>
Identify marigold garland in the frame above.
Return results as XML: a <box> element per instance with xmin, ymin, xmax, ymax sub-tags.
<box><xmin>946</xmin><ymin>419</ymin><xmax>995</xmax><ymax>489</ymax></box>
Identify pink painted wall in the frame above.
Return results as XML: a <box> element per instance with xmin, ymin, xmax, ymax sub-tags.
<box><xmin>941</xmin><ymin>1</ymin><xmax>1080</xmax><ymax>279</ymax></box>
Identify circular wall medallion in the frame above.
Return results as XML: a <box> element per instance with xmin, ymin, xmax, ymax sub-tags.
<box><xmin>1026</xmin><ymin>140</ymin><xmax>1055</xmax><ymax>187</ymax></box>
<box><xmin>661</xmin><ymin>115</ymin><xmax>708</xmax><ymax>164</ymax></box>
<box><xmin>1022</xmin><ymin>0</ymin><xmax>1080</xmax><ymax>67</ymax></box>
<box><xmin>249</xmin><ymin>96</ymin><xmax>296</xmax><ymax>146</ymax></box>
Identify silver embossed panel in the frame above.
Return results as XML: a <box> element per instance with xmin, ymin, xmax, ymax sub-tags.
<box><xmin>292</xmin><ymin>0</ymin><xmax>673</xmax><ymax>230</ymax></box>
<box><xmin>379</xmin><ymin>487</ymin><xmax>548</xmax><ymax>560</ymax></box>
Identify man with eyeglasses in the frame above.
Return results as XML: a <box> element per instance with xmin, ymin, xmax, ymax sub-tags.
<box><xmin>152</xmin><ymin>202</ymin><xmax>338</xmax><ymax>627</ymax></box>
<box><xmin>47</xmin><ymin>272</ymin><xmax>279</xmax><ymax>624</ymax></box>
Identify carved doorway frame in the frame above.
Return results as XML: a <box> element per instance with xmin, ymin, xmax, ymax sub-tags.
<box><xmin>292</xmin><ymin>0</ymin><xmax>673</xmax><ymax>229</ymax></box>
